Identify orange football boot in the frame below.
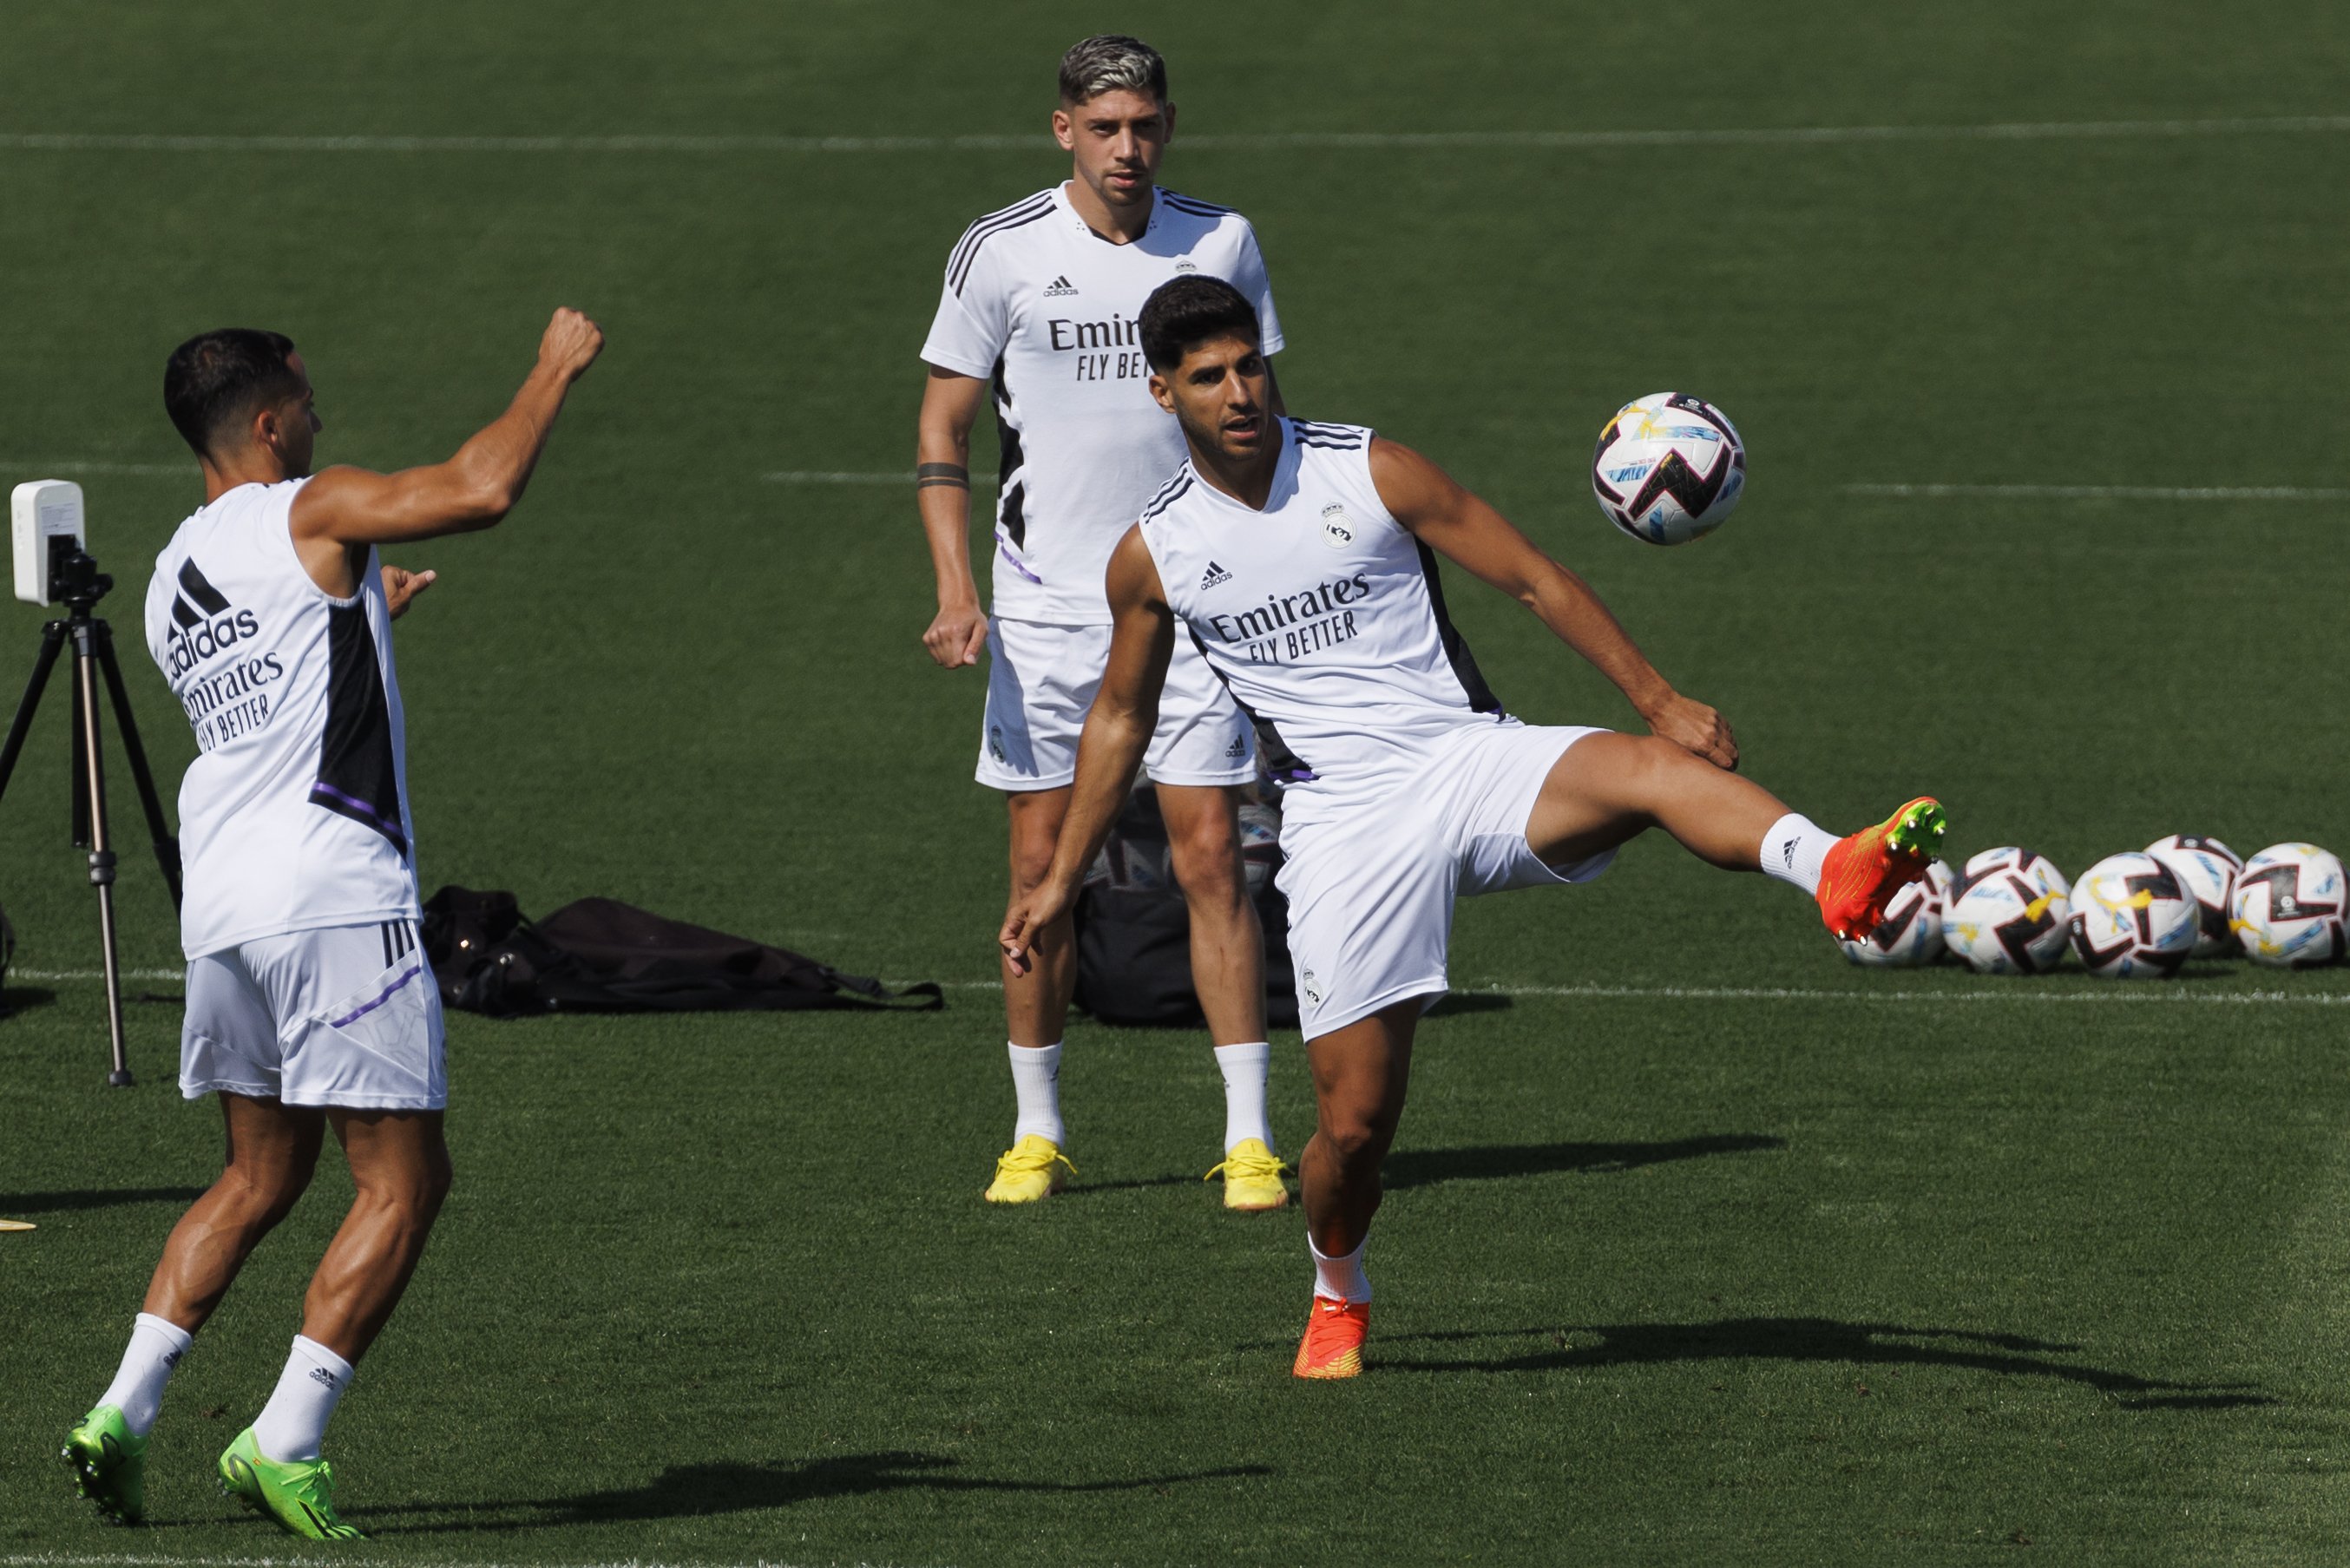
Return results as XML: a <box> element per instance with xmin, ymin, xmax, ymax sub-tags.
<box><xmin>1815</xmin><ymin>797</ymin><xmax>1948</xmax><ymax>941</ymax></box>
<box><xmin>1293</xmin><ymin>1296</ymin><xmax>1370</xmax><ymax>1380</ymax></box>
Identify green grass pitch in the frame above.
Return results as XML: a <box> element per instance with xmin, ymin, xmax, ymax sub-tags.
<box><xmin>4</xmin><ymin>3</ymin><xmax>2350</xmax><ymax>1563</ymax></box>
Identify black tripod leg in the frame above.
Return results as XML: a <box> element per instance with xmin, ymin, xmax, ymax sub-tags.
<box><xmin>0</xmin><ymin>620</ymin><xmax>67</xmax><ymax>805</ymax></box>
<box><xmin>69</xmin><ymin>646</ymin><xmax>91</xmax><ymax>846</ymax></box>
<box><xmin>94</xmin><ymin>624</ymin><xmax>183</xmax><ymax>911</ymax></box>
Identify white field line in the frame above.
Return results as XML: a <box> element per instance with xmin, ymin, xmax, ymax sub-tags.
<box><xmin>1846</xmin><ymin>482</ymin><xmax>2350</xmax><ymax>502</ymax></box>
<box><xmin>3</xmin><ymin>116</ymin><xmax>2348</xmax><ymax>155</ymax></box>
<box><xmin>14</xmin><ymin>968</ymin><xmax>184</xmax><ymax>981</ymax></box>
<box><xmin>920</xmin><ymin>977</ymin><xmax>2350</xmax><ymax>1007</ymax></box>
<box><xmin>2</xmin><ymin>461</ymin><xmax>190</xmax><ymax>476</ymax></box>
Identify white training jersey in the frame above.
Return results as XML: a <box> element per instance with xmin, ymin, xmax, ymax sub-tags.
<box><xmin>144</xmin><ymin>478</ymin><xmax>421</xmax><ymax>958</ymax></box>
<box><xmin>921</xmin><ymin>181</ymin><xmax>1283</xmax><ymax>625</ymax></box>
<box><xmin>1139</xmin><ymin>419</ymin><xmax>1516</xmax><ymax>823</ymax></box>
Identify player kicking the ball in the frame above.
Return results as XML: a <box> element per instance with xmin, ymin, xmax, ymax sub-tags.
<box><xmin>916</xmin><ymin>36</ymin><xmax>1291</xmax><ymax>1209</ymax></box>
<box><xmin>1000</xmin><ymin>277</ymin><xmax>1945</xmax><ymax>1380</ymax></box>
<box><xmin>62</xmin><ymin>311</ymin><xmax>602</xmax><ymax>1534</ymax></box>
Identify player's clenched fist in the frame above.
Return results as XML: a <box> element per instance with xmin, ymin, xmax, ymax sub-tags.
<box><xmin>537</xmin><ymin>308</ymin><xmax>605</xmax><ymax>380</ymax></box>
<box><xmin>923</xmin><ymin>603</ymin><xmax>989</xmax><ymax>669</ymax></box>
<box><xmin>1643</xmin><ymin>692</ymin><xmax>1739</xmax><ymax>771</ymax></box>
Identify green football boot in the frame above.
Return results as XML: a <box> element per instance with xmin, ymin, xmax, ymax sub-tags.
<box><xmin>62</xmin><ymin>1404</ymin><xmax>147</xmax><ymax>1525</ymax></box>
<box><xmin>218</xmin><ymin>1427</ymin><xmax>366</xmax><ymax>1540</ymax></box>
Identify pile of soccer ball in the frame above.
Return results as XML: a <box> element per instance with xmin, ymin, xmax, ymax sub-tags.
<box><xmin>1838</xmin><ymin>837</ymin><xmax>2348</xmax><ymax>977</ymax></box>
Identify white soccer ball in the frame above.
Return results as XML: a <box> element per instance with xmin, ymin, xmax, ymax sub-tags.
<box><xmin>2143</xmin><ymin>835</ymin><xmax>2242</xmax><ymax>958</ymax></box>
<box><xmin>1943</xmin><ymin>848</ymin><xmax>2072</xmax><ymax>974</ymax></box>
<box><xmin>2068</xmin><ymin>852</ymin><xmax>2199</xmax><ymax>978</ymax></box>
<box><xmin>2229</xmin><ymin>843</ymin><xmax>2347</xmax><ymax>968</ymax></box>
<box><xmin>1590</xmin><ymin>392</ymin><xmax>1746</xmax><ymax>546</ymax></box>
<box><xmin>1838</xmin><ymin>858</ymin><xmax>1951</xmax><ymax>967</ymax></box>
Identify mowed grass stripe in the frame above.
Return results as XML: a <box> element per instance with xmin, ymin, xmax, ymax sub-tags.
<box><xmin>4</xmin><ymin>115</ymin><xmax>2348</xmax><ymax>156</ymax></box>
<box><xmin>19</xmin><ymin>970</ymin><xmax>2347</xmax><ymax>1004</ymax></box>
<box><xmin>0</xmin><ymin>1557</ymin><xmax>846</xmax><ymax>1568</ymax></box>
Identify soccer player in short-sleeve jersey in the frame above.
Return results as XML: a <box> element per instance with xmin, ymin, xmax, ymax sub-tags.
<box><xmin>916</xmin><ymin>36</ymin><xmax>1290</xmax><ymax>1210</ymax></box>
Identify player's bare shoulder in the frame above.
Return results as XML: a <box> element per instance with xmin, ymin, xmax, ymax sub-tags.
<box><xmin>1366</xmin><ymin>435</ymin><xmax>1468</xmax><ymax>530</ymax></box>
<box><xmin>1105</xmin><ymin>519</ymin><xmax>1172</xmax><ymax>613</ymax></box>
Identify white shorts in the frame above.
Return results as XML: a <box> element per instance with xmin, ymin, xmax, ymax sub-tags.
<box><xmin>977</xmin><ymin>616</ymin><xmax>1256</xmax><ymax>791</ymax></box>
<box><xmin>181</xmin><ymin>920</ymin><xmax>447</xmax><ymax>1111</ymax></box>
<box><xmin>1278</xmin><ymin>723</ymin><xmax>1617</xmax><ymax>1040</ymax></box>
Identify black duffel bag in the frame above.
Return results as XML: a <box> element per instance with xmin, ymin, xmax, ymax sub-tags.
<box><xmin>1071</xmin><ymin>785</ymin><xmax>1299</xmax><ymax>1028</ymax></box>
<box><xmin>423</xmin><ymin>886</ymin><xmax>942</xmax><ymax>1018</ymax></box>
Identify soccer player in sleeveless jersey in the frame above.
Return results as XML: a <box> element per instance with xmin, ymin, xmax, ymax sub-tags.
<box><xmin>916</xmin><ymin>36</ymin><xmax>1290</xmax><ymax>1210</ymax></box>
<box><xmin>1001</xmin><ymin>278</ymin><xmax>1947</xmax><ymax>1380</ymax></box>
<box><xmin>62</xmin><ymin>312</ymin><xmax>603</xmax><ymax>1535</ymax></box>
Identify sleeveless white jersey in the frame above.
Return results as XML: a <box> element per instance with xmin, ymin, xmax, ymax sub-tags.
<box><xmin>143</xmin><ymin>478</ymin><xmax>421</xmax><ymax>958</ymax></box>
<box><xmin>1139</xmin><ymin>420</ymin><xmax>1514</xmax><ymax>823</ymax></box>
<box><xmin>921</xmin><ymin>182</ymin><xmax>1283</xmax><ymax>625</ymax></box>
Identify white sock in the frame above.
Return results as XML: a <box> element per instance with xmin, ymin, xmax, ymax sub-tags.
<box><xmin>98</xmin><ymin>1313</ymin><xmax>192</xmax><ymax>1437</ymax></box>
<box><xmin>1761</xmin><ymin>812</ymin><xmax>1836</xmax><ymax>896</ymax></box>
<box><xmin>251</xmin><ymin>1335</ymin><xmax>353</xmax><ymax>1463</ymax></box>
<box><xmin>1008</xmin><ymin>1041</ymin><xmax>1065</xmax><ymax>1146</ymax></box>
<box><xmin>1310</xmin><ymin>1234</ymin><xmax>1372</xmax><ymax>1304</ymax></box>
<box><xmin>1213</xmin><ymin>1041</ymin><xmax>1274</xmax><ymax>1152</ymax></box>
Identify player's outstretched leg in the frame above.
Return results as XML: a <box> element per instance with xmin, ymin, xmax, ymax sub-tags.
<box><xmin>1525</xmin><ymin>733</ymin><xmax>1943</xmax><ymax>941</ymax></box>
<box><xmin>1160</xmin><ymin>782</ymin><xmax>1290</xmax><ymax>1212</ymax></box>
<box><xmin>222</xmin><ymin>1106</ymin><xmax>450</xmax><ymax>1542</ymax></box>
<box><xmin>988</xmin><ymin>789</ymin><xmax>1080</xmax><ymax>1204</ymax></box>
<box><xmin>1293</xmin><ymin>1000</ymin><xmax>1419</xmax><ymax>1378</ymax></box>
<box><xmin>67</xmin><ymin>1096</ymin><xmax>325</xmax><ymax>1526</ymax></box>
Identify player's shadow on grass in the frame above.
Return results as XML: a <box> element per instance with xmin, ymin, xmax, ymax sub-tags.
<box><xmin>1067</xmin><ymin>1132</ymin><xmax>1781</xmax><ymax>1197</ymax></box>
<box><xmin>356</xmin><ymin>1450</ymin><xmax>1273</xmax><ymax>1532</ymax></box>
<box><xmin>0</xmin><ymin>985</ymin><xmax>57</xmax><ymax>1015</ymax></box>
<box><xmin>1382</xmin><ymin>1317</ymin><xmax>2273</xmax><ymax>1408</ymax></box>
<box><xmin>2</xmin><ymin>1185</ymin><xmax>206</xmax><ymax>1214</ymax></box>
<box><xmin>1424</xmin><ymin>991</ymin><xmax>1514</xmax><ymax>1016</ymax></box>
<box><xmin>1383</xmin><ymin>1133</ymin><xmax>1782</xmax><ymax>1190</ymax></box>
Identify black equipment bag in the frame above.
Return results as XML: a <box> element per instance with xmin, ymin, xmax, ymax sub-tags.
<box><xmin>422</xmin><ymin>886</ymin><xmax>942</xmax><ymax>1018</ymax></box>
<box><xmin>1071</xmin><ymin>786</ymin><xmax>1299</xmax><ymax>1028</ymax></box>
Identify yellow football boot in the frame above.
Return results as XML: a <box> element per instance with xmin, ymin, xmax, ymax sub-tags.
<box><xmin>983</xmin><ymin>1134</ymin><xmax>1074</xmax><ymax>1204</ymax></box>
<box><xmin>1205</xmin><ymin>1138</ymin><xmax>1292</xmax><ymax>1212</ymax></box>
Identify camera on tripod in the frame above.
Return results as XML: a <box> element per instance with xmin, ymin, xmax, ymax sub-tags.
<box><xmin>4</xmin><ymin>477</ymin><xmax>181</xmax><ymax>1086</ymax></box>
<box><xmin>12</xmin><ymin>480</ymin><xmax>112</xmax><ymax>609</ymax></box>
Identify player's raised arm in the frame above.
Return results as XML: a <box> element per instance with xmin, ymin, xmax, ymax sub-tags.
<box><xmin>914</xmin><ymin>367</ymin><xmax>991</xmax><ymax>668</ymax></box>
<box><xmin>999</xmin><ymin>524</ymin><xmax>1176</xmax><ymax>972</ymax></box>
<box><xmin>1369</xmin><ymin>436</ymin><xmax>1739</xmax><ymax>771</ymax></box>
<box><xmin>290</xmin><ymin>309</ymin><xmax>604</xmax><ymax>561</ymax></box>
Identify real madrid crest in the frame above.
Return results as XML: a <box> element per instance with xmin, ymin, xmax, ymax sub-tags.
<box><xmin>1320</xmin><ymin>503</ymin><xmax>1354</xmax><ymax>551</ymax></box>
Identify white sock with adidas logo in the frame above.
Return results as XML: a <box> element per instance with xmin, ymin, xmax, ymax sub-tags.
<box><xmin>252</xmin><ymin>1335</ymin><xmax>353</xmax><ymax>1463</ymax></box>
<box><xmin>98</xmin><ymin>1312</ymin><xmax>192</xmax><ymax>1437</ymax></box>
<box><xmin>1214</xmin><ymin>1041</ymin><xmax>1274</xmax><ymax>1152</ymax></box>
<box><xmin>1761</xmin><ymin>812</ymin><xmax>1835</xmax><ymax>896</ymax></box>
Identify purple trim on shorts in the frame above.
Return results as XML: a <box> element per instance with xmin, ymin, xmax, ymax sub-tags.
<box><xmin>329</xmin><ymin>961</ymin><xmax>423</xmax><ymax>1028</ymax></box>
<box><xmin>308</xmin><ymin>780</ymin><xmax>404</xmax><ymax>837</ymax></box>
<box><xmin>996</xmin><ymin>541</ymin><xmax>1044</xmax><ymax>585</ymax></box>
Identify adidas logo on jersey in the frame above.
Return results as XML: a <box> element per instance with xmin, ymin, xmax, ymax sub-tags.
<box><xmin>164</xmin><ymin>559</ymin><xmax>262</xmax><ymax>679</ymax></box>
<box><xmin>1042</xmin><ymin>274</ymin><xmax>1079</xmax><ymax>297</ymax></box>
<box><xmin>1200</xmin><ymin>561</ymin><xmax>1233</xmax><ymax>589</ymax></box>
